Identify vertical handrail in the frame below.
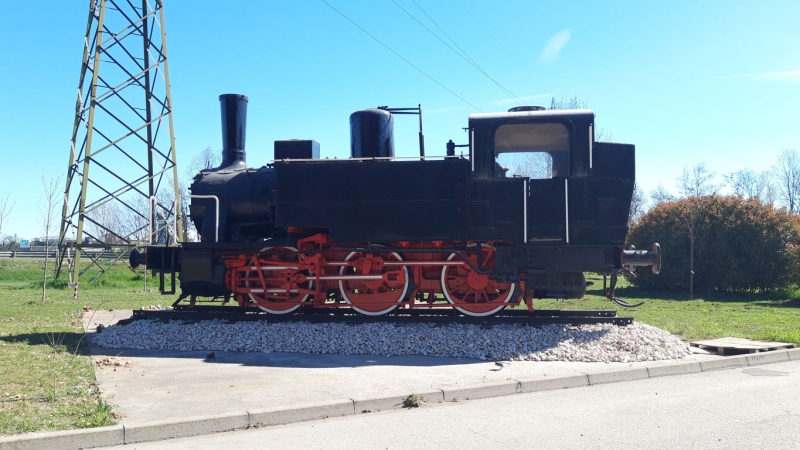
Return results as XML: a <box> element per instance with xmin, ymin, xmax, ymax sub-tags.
<box><xmin>149</xmin><ymin>196</ymin><xmax>158</xmax><ymax>245</ymax></box>
<box><xmin>176</xmin><ymin>194</ymin><xmax>220</xmax><ymax>243</ymax></box>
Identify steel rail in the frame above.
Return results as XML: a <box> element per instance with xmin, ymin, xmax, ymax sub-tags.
<box><xmin>128</xmin><ymin>307</ymin><xmax>633</xmax><ymax>326</ymax></box>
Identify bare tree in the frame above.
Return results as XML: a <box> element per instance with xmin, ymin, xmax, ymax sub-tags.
<box><xmin>185</xmin><ymin>146</ymin><xmax>221</xmax><ymax>177</ymax></box>
<box><xmin>773</xmin><ymin>149</ymin><xmax>800</xmax><ymax>213</ymax></box>
<box><xmin>594</xmin><ymin>128</ymin><xmax>614</xmax><ymax>142</ymax></box>
<box><xmin>38</xmin><ymin>176</ymin><xmax>62</xmax><ymax>302</ymax></box>
<box><xmin>549</xmin><ymin>96</ymin><xmax>613</xmax><ymax>142</ymax></box>
<box><xmin>116</xmin><ymin>188</ymin><xmax>179</xmax><ymax>245</ymax></box>
<box><xmin>677</xmin><ymin>162</ymin><xmax>717</xmax><ymax>197</ymax></box>
<box><xmin>674</xmin><ymin>165</ymin><xmax>714</xmax><ymax>298</ymax></box>
<box><xmin>684</xmin><ymin>204</ymin><xmax>702</xmax><ymax>300</ymax></box>
<box><xmin>0</xmin><ymin>235</ymin><xmax>13</xmax><ymax>251</ymax></box>
<box><xmin>85</xmin><ymin>200</ymin><xmax>122</xmax><ymax>244</ymax></box>
<box><xmin>177</xmin><ymin>181</ymin><xmax>193</xmax><ymax>241</ymax></box>
<box><xmin>650</xmin><ymin>184</ymin><xmax>676</xmax><ymax>206</ymax></box>
<box><xmin>507</xmin><ymin>152</ymin><xmax>553</xmax><ymax>179</ymax></box>
<box><xmin>0</xmin><ymin>194</ymin><xmax>14</xmax><ymax>240</ymax></box>
<box><xmin>179</xmin><ymin>146</ymin><xmax>222</xmax><ymax>242</ymax></box>
<box><xmin>725</xmin><ymin>169</ymin><xmax>776</xmax><ymax>203</ymax></box>
<box><xmin>550</xmin><ymin>96</ymin><xmax>587</xmax><ymax>110</ymax></box>
<box><xmin>116</xmin><ymin>195</ymin><xmax>150</xmax><ymax>243</ymax></box>
<box><xmin>628</xmin><ymin>183</ymin><xmax>647</xmax><ymax>228</ymax></box>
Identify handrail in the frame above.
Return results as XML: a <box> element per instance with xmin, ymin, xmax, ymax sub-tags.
<box><xmin>149</xmin><ymin>196</ymin><xmax>159</xmax><ymax>245</ymax></box>
<box><xmin>177</xmin><ymin>194</ymin><xmax>219</xmax><ymax>243</ymax></box>
<box><xmin>270</xmin><ymin>155</ymin><xmax>462</xmax><ymax>164</ymax></box>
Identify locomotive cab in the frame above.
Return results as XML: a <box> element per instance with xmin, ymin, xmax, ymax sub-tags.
<box><xmin>469</xmin><ymin>109</ymin><xmax>634</xmax><ymax>248</ymax></box>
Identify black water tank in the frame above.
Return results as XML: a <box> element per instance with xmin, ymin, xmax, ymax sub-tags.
<box><xmin>350</xmin><ymin>109</ymin><xmax>394</xmax><ymax>158</ymax></box>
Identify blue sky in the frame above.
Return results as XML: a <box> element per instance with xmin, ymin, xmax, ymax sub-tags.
<box><xmin>0</xmin><ymin>0</ymin><xmax>798</xmax><ymax>239</ymax></box>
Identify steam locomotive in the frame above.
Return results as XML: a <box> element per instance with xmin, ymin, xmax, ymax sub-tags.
<box><xmin>133</xmin><ymin>94</ymin><xmax>660</xmax><ymax>316</ymax></box>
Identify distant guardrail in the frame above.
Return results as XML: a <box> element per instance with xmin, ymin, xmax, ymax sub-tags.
<box><xmin>0</xmin><ymin>251</ymin><xmax>130</xmax><ymax>261</ymax></box>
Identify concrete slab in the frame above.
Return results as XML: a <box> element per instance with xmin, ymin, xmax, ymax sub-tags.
<box><xmin>0</xmin><ymin>425</ymin><xmax>123</xmax><ymax>450</ymax></box>
<box><xmin>691</xmin><ymin>337</ymin><xmax>796</xmax><ymax>355</ymax></box>
<box><xmin>788</xmin><ymin>348</ymin><xmax>800</xmax><ymax>361</ymax></box>
<box><xmin>82</xmin><ymin>309</ymin><xmax>133</xmax><ymax>333</ymax></box>
<box><xmin>82</xmin><ymin>311</ymin><xmax>725</xmax><ymax>425</ymax></box>
<box><xmin>746</xmin><ymin>350</ymin><xmax>790</xmax><ymax>366</ymax></box>
<box><xmin>59</xmin><ymin>310</ymin><xmax>794</xmax><ymax>449</ymax></box>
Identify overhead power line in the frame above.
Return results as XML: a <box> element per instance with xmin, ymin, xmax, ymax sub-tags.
<box><xmin>402</xmin><ymin>0</ymin><xmax>526</xmax><ymax>106</ymax></box>
<box><xmin>464</xmin><ymin>7</ymin><xmax>547</xmax><ymax>93</ymax></box>
<box><xmin>321</xmin><ymin>0</ymin><xmax>483</xmax><ymax>112</ymax></box>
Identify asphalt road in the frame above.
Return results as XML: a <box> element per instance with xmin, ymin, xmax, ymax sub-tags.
<box><xmin>108</xmin><ymin>359</ymin><xmax>800</xmax><ymax>449</ymax></box>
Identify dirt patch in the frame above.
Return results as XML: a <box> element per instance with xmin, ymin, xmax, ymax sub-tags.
<box><xmin>94</xmin><ymin>356</ymin><xmax>132</xmax><ymax>370</ymax></box>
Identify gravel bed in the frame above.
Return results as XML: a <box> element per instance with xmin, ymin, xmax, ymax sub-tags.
<box><xmin>92</xmin><ymin>319</ymin><xmax>690</xmax><ymax>363</ymax></box>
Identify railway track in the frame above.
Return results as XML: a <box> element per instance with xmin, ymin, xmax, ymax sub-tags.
<box><xmin>128</xmin><ymin>306</ymin><xmax>633</xmax><ymax>326</ymax></box>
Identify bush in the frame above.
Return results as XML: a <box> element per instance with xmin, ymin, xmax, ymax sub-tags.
<box><xmin>627</xmin><ymin>195</ymin><xmax>800</xmax><ymax>293</ymax></box>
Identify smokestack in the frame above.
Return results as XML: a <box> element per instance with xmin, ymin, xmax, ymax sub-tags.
<box><xmin>218</xmin><ymin>93</ymin><xmax>248</xmax><ymax>169</ymax></box>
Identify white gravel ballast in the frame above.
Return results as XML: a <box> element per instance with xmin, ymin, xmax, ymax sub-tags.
<box><xmin>92</xmin><ymin>319</ymin><xmax>690</xmax><ymax>363</ymax></box>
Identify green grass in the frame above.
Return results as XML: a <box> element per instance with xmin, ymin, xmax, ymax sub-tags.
<box><xmin>0</xmin><ymin>258</ymin><xmax>171</xmax><ymax>436</ymax></box>
<box><xmin>1</xmin><ymin>259</ymin><xmax>799</xmax><ymax>436</ymax></box>
<box><xmin>533</xmin><ymin>275</ymin><xmax>800</xmax><ymax>345</ymax></box>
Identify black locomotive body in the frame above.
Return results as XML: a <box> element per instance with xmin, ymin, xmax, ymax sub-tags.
<box><xmin>136</xmin><ymin>94</ymin><xmax>659</xmax><ymax>316</ymax></box>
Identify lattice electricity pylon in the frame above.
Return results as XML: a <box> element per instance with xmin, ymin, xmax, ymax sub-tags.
<box><xmin>56</xmin><ymin>0</ymin><xmax>183</xmax><ymax>284</ymax></box>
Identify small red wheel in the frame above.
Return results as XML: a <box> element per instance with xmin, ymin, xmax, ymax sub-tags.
<box><xmin>244</xmin><ymin>247</ymin><xmax>312</xmax><ymax>314</ymax></box>
<box><xmin>440</xmin><ymin>244</ymin><xmax>515</xmax><ymax>317</ymax></box>
<box><xmin>339</xmin><ymin>250</ymin><xmax>409</xmax><ymax>316</ymax></box>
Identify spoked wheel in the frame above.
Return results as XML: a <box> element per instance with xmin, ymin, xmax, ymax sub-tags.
<box><xmin>339</xmin><ymin>249</ymin><xmax>409</xmax><ymax>316</ymax></box>
<box><xmin>441</xmin><ymin>244</ymin><xmax>515</xmax><ymax>317</ymax></box>
<box><xmin>244</xmin><ymin>246</ymin><xmax>312</xmax><ymax>314</ymax></box>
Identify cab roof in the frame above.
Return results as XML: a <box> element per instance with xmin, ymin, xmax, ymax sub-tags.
<box><xmin>469</xmin><ymin>109</ymin><xmax>595</xmax><ymax>120</ymax></box>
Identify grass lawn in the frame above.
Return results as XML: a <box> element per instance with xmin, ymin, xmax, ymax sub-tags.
<box><xmin>0</xmin><ymin>258</ymin><xmax>169</xmax><ymax>436</ymax></box>
<box><xmin>1</xmin><ymin>259</ymin><xmax>799</xmax><ymax>436</ymax></box>
<box><xmin>537</xmin><ymin>275</ymin><xmax>800</xmax><ymax>345</ymax></box>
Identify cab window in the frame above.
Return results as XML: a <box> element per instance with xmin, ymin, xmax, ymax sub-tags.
<box><xmin>494</xmin><ymin>122</ymin><xmax>570</xmax><ymax>179</ymax></box>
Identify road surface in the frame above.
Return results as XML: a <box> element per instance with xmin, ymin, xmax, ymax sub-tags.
<box><xmin>108</xmin><ymin>359</ymin><xmax>800</xmax><ymax>449</ymax></box>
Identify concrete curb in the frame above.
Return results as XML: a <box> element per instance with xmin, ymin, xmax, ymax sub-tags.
<box><xmin>518</xmin><ymin>374</ymin><xmax>589</xmax><ymax>393</ymax></box>
<box><xmin>352</xmin><ymin>395</ymin><xmax>405</xmax><ymax>413</ymax></box>
<box><xmin>249</xmin><ymin>399</ymin><xmax>356</xmax><ymax>426</ymax></box>
<box><xmin>0</xmin><ymin>425</ymin><xmax>124</xmax><ymax>450</ymax></box>
<box><xmin>352</xmin><ymin>389</ymin><xmax>444</xmax><ymax>413</ymax></box>
<box><xmin>123</xmin><ymin>411</ymin><xmax>249</xmax><ymax>444</ymax></box>
<box><xmin>441</xmin><ymin>380</ymin><xmax>521</xmax><ymax>402</ymax></box>
<box><xmin>2</xmin><ymin>350</ymin><xmax>796</xmax><ymax>449</ymax></box>
<box><xmin>646</xmin><ymin>361</ymin><xmax>702</xmax><ymax>378</ymax></box>
<box><xmin>746</xmin><ymin>350</ymin><xmax>789</xmax><ymax>366</ymax></box>
<box><xmin>699</xmin><ymin>354</ymin><xmax>749</xmax><ymax>371</ymax></box>
<box><xmin>588</xmin><ymin>367</ymin><xmax>649</xmax><ymax>385</ymax></box>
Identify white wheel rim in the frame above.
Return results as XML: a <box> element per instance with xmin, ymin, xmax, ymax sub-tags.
<box><xmin>440</xmin><ymin>244</ymin><xmax>514</xmax><ymax>317</ymax></box>
<box><xmin>339</xmin><ymin>250</ymin><xmax>409</xmax><ymax>316</ymax></box>
<box><xmin>245</xmin><ymin>246</ymin><xmax>311</xmax><ymax>314</ymax></box>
